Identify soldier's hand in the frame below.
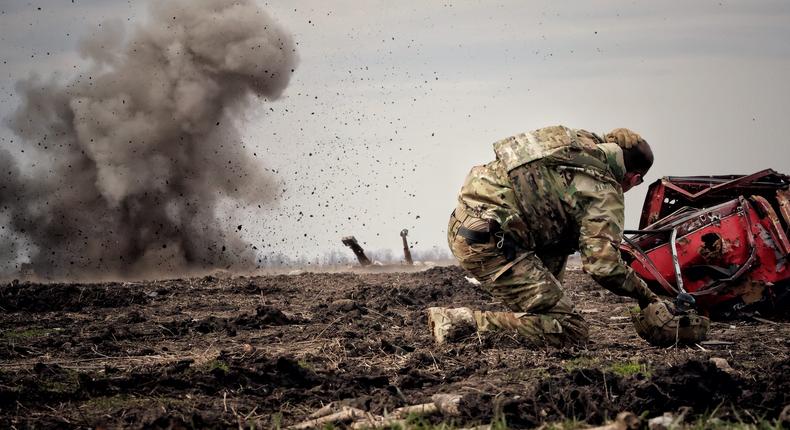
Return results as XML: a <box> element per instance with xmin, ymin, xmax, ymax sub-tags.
<box><xmin>605</xmin><ymin>128</ymin><xmax>645</xmax><ymax>149</ymax></box>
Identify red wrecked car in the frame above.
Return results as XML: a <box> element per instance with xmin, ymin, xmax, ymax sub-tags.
<box><xmin>620</xmin><ymin>169</ymin><xmax>790</xmax><ymax>319</ymax></box>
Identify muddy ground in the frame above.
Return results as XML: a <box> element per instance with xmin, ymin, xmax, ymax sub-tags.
<box><xmin>0</xmin><ymin>266</ymin><xmax>788</xmax><ymax>429</ymax></box>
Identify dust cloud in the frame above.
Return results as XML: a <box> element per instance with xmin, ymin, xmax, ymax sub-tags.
<box><xmin>0</xmin><ymin>0</ymin><xmax>297</xmax><ymax>279</ymax></box>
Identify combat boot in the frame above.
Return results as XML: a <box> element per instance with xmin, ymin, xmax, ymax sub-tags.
<box><xmin>427</xmin><ymin>307</ymin><xmax>485</xmax><ymax>344</ymax></box>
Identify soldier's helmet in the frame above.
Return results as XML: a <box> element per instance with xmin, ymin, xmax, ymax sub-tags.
<box><xmin>631</xmin><ymin>301</ymin><xmax>710</xmax><ymax>346</ymax></box>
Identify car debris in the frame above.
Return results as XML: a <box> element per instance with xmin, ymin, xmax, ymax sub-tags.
<box><xmin>620</xmin><ymin>169</ymin><xmax>790</xmax><ymax>318</ymax></box>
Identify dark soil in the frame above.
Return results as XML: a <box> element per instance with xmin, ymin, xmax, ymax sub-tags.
<box><xmin>0</xmin><ymin>266</ymin><xmax>788</xmax><ymax>428</ymax></box>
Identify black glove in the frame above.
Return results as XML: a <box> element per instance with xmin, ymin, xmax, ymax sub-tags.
<box><xmin>673</xmin><ymin>292</ymin><xmax>696</xmax><ymax>314</ymax></box>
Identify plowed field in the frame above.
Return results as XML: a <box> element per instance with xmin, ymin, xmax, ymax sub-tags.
<box><xmin>1</xmin><ymin>266</ymin><xmax>788</xmax><ymax>428</ymax></box>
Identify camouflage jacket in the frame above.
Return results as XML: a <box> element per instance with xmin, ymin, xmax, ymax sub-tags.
<box><xmin>456</xmin><ymin>125</ymin><xmax>646</xmax><ymax>300</ymax></box>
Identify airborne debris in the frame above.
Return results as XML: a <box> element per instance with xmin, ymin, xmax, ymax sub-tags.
<box><xmin>341</xmin><ymin>236</ymin><xmax>372</xmax><ymax>266</ymax></box>
<box><xmin>0</xmin><ymin>0</ymin><xmax>298</xmax><ymax>279</ymax></box>
<box><xmin>400</xmin><ymin>229</ymin><xmax>413</xmax><ymax>265</ymax></box>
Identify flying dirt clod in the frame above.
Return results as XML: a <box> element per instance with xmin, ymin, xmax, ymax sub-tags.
<box><xmin>0</xmin><ymin>0</ymin><xmax>297</xmax><ymax>279</ymax></box>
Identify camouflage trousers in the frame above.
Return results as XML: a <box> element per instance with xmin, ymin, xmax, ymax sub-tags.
<box><xmin>447</xmin><ymin>206</ymin><xmax>589</xmax><ymax>347</ymax></box>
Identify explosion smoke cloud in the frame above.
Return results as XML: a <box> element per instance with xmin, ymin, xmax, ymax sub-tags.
<box><xmin>0</xmin><ymin>0</ymin><xmax>297</xmax><ymax>278</ymax></box>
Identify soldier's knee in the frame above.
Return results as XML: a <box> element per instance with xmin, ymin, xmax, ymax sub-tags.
<box><xmin>494</xmin><ymin>259</ymin><xmax>564</xmax><ymax>313</ymax></box>
<box><xmin>505</xmin><ymin>282</ymin><xmax>563</xmax><ymax>313</ymax></box>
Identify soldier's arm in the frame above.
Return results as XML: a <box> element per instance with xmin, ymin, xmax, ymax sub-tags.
<box><xmin>574</xmin><ymin>176</ymin><xmax>658</xmax><ymax>306</ymax></box>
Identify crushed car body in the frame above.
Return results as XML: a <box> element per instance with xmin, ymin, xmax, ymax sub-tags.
<box><xmin>620</xmin><ymin>169</ymin><xmax>790</xmax><ymax>318</ymax></box>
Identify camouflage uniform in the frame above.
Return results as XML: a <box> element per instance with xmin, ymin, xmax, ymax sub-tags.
<box><xmin>448</xmin><ymin>125</ymin><xmax>655</xmax><ymax>347</ymax></box>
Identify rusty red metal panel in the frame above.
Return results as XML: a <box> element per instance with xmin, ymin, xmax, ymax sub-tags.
<box><xmin>750</xmin><ymin>195</ymin><xmax>790</xmax><ymax>256</ymax></box>
<box><xmin>638</xmin><ymin>169</ymin><xmax>790</xmax><ymax>231</ymax></box>
<box><xmin>639</xmin><ymin>180</ymin><xmax>665</xmax><ymax>229</ymax></box>
<box><xmin>777</xmin><ymin>189</ymin><xmax>790</xmax><ymax>230</ymax></box>
<box><xmin>624</xmin><ymin>179</ymin><xmax>790</xmax><ymax>318</ymax></box>
<box><xmin>660</xmin><ymin>169</ymin><xmax>779</xmax><ymax>201</ymax></box>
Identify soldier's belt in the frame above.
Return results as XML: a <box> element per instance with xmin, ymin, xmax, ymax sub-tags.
<box><xmin>458</xmin><ymin>226</ymin><xmax>493</xmax><ymax>245</ymax></box>
<box><xmin>458</xmin><ymin>224</ymin><xmax>520</xmax><ymax>262</ymax></box>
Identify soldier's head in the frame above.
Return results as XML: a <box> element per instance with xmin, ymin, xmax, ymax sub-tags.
<box><xmin>605</xmin><ymin>128</ymin><xmax>654</xmax><ymax>192</ymax></box>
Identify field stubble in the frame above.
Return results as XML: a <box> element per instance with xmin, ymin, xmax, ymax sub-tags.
<box><xmin>0</xmin><ymin>266</ymin><xmax>788</xmax><ymax>429</ymax></box>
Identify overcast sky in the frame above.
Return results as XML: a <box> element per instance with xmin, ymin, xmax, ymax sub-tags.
<box><xmin>2</xmin><ymin>0</ymin><xmax>790</xmax><ymax>265</ymax></box>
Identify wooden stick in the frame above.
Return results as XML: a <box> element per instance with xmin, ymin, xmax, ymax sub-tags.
<box><xmin>752</xmin><ymin>316</ymin><xmax>779</xmax><ymax>325</ymax></box>
<box><xmin>308</xmin><ymin>402</ymin><xmax>339</xmax><ymax>419</ymax></box>
<box><xmin>392</xmin><ymin>403</ymin><xmax>438</xmax><ymax>418</ymax></box>
<box><xmin>350</xmin><ymin>417</ymin><xmax>407</xmax><ymax>429</ymax></box>
<box><xmin>287</xmin><ymin>407</ymin><xmax>371</xmax><ymax>430</ymax></box>
<box><xmin>297</xmin><ymin>394</ymin><xmax>463</xmax><ymax>430</ymax></box>
<box><xmin>700</xmin><ymin>340</ymin><xmax>735</xmax><ymax>346</ymax></box>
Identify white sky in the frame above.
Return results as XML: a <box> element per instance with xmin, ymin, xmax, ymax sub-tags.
<box><xmin>2</xmin><ymin>0</ymin><xmax>790</xmax><ymax>263</ymax></box>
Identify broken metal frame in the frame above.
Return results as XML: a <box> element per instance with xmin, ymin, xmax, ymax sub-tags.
<box><xmin>639</xmin><ymin>168</ymin><xmax>790</xmax><ymax>229</ymax></box>
<box><xmin>622</xmin><ymin>229</ymin><xmax>678</xmax><ymax>294</ymax></box>
<box><xmin>620</xmin><ymin>168</ymin><xmax>790</xmax><ymax>317</ymax></box>
<box><xmin>669</xmin><ymin>228</ymin><xmax>686</xmax><ymax>295</ymax></box>
<box><xmin>624</xmin><ymin>197</ymin><xmax>761</xmax><ymax>298</ymax></box>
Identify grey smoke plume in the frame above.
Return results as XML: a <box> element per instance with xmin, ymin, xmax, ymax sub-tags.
<box><xmin>0</xmin><ymin>0</ymin><xmax>297</xmax><ymax>278</ymax></box>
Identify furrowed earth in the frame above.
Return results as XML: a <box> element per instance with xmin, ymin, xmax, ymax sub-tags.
<box><xmin>1</xmin><ymin>265</ymin><xmax>788</xmax><ymax>429</ymax></box>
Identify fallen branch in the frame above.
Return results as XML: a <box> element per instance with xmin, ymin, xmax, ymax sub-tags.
<box><xmin>287</xmin><ymin>407</ymin><xmax>372</xmax><ymax>430</ymax></box>
<box><xmin>294</xmin><ymin>394</ymin><xmax>463</xmax><ymax>429</ymax></box>
<box><xmin>348</xmin><ymin>394</ymin><xmax>463</xmax><ymax>429</ymax></box>
<box><xmin>392</xmin><ymin>402</ymin><xmax>437</xmax><ymax>418</ymax></box>
<box><xmin>350</xmin><ymin>417</ymin><xmax>407</xmax><ymax>429</ymax></box>
<box><xmin>308</xmin><ymin>402</ymin><xmax>340</xmax><ymax>419</ymax></box>
<box><xmin>751</xmin><ymin>316</ymin><xmax>779</xmax><ymax>325</ymax></box>
<box><xmin>700</xmin><ymin>340</ymin><xmax>735</xmax><ymax>346</ymax></box>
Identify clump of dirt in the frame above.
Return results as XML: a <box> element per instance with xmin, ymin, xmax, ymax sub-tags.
<box><xmin>229</xmin><ymin>280</ymin><xmax>284</xmax><ymax>295</ymax></box>
<box><xmin>626</xmin><ymin>359</ymin><xmax>740</xmax><ymax>415</ymax></box>
<box><xmin>0</xmin><ymin>281</ymin><xmax>149</xmax><ymax>312</ymax></box>
<box><xmin>363</xmin><ymin>266</ymin><xmax>491</xmax><ymax>311</ymax></box>
<box><xmin>0</xmin><ymin>354</ymin><xmax>323</xmax><ymax>409</ymax></box>
<box><xmin>253</xmin><ymin>305</ymin><xmax>294</xmax><ymax>325</ymax></box>
<box><xmin>457</xmin><ymin>367</ymin><xmax>625</xmax><ymax>427</ymax></box>
<box><xmin>159</xmin><ymin>305</ymin><xmax>298</xmax><ymax>336</ymax></box>
<box><xmin>444</xmin><ymin>318</ymin><xmax>478</xmax><ymax>343</ymax></box>
<box><xmin>740</xmin><ymin>358</ymin><xmax>790</xmax><ymax>416</ymax></box>
<box><xmin>119</xmin><ymin>310</ymin><xmax>146</xmax><ymax>324</ymax></box>
<box><xmin>458</xmin><ymin>359</ymin><xmax>787</xmax><ymax>427</ymax></box>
